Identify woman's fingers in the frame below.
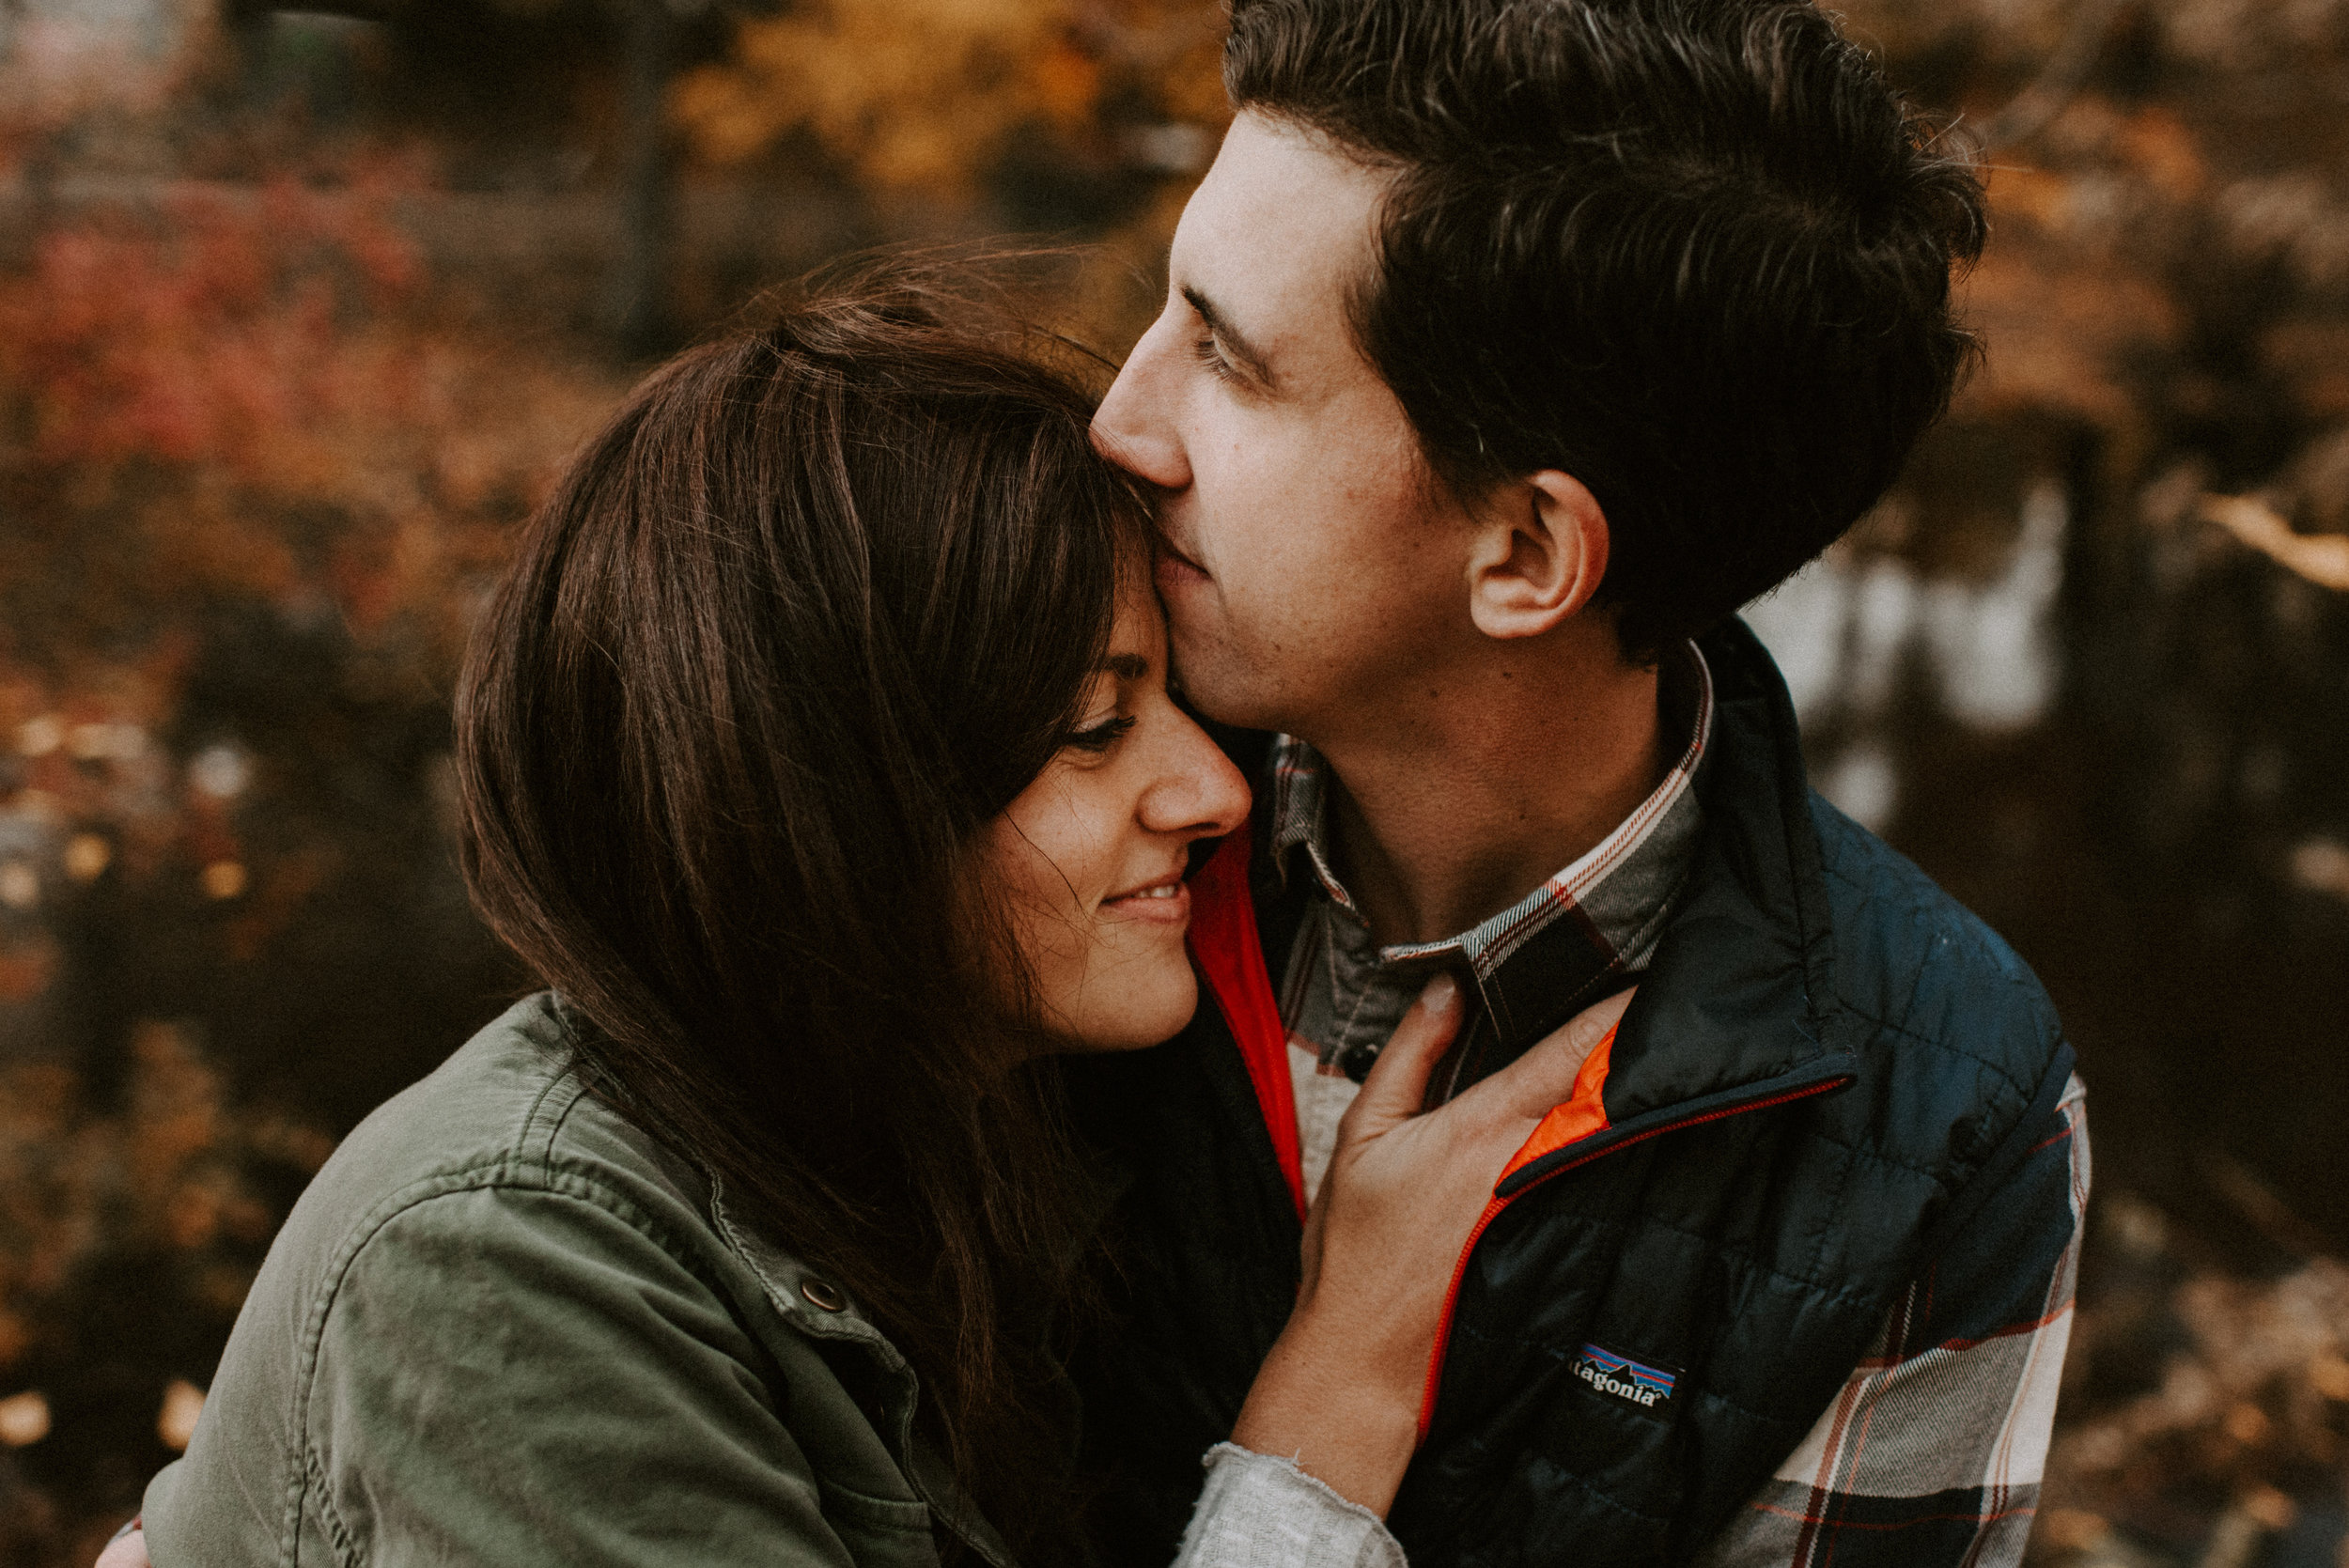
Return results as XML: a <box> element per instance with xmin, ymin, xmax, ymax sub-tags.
<box><xmin>1462</xmin><ymin>985</ymin><xmax>1636</xmax><ymax>1125</ymax></box>
<box><xmin>1348</xmin><ymin>972</ymin><xmax>1465</xmax><ymax>1128</ymax></box>
<box><xmin>94</xmin><ymin>1528</ymin><xmax>148</xmax><ymax>1568</ymax></box>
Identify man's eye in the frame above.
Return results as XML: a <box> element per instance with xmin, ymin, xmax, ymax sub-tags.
<box><xmin>1190</xmin><ymin>334</ymin><xmax>1239</xmax><ymax>383</ymax></box>
<box><xmin>1066</xmin><ymin>715</ymin><xmax>1138</xmax><ymax>753</ymax></box>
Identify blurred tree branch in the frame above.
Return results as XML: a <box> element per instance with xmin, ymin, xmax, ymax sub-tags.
<box><xmin>2200</xmin><ymin>494</ymin><xmax>2349</xmax><ymax>591</ymax></box>
<box><xmin>1980</xmin><ymin>0</ymin><xmax>2134</xmax><ymax>150</ymax></box>
<box><xmin>606</xmin><ymin>0</ymin><xmax>681</xmax><ymax>352</ymax></box>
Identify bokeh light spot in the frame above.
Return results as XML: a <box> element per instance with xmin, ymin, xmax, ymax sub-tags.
<box><xmin>159</xmin><ymin>1379</ymin><xmax>205</xmax><ymax>1452</ymax></box>
<box><xmin>63</xmin><ymin>834</ymin><xmax>111</xmax><ymax>882</ymax></box>
<box><xmin>0</xmin><ymin>1391</ymin><xmax>50</xmax><ymax>1448</ymax></box>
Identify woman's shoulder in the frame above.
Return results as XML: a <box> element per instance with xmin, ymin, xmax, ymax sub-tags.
<box><xmin>314</xmin><ymin>992</ymin><xmax>694</xmax><ymax>1219</ymax></box>
<box><xmin>248</xmin><ymin>991</ymin><xmax>749</xmax><ymax>1339</ymax></box>
<box><xmin>141</xmin><ymin>996</ymin><xmax>877</xmax><ymax>1568</ymax></box>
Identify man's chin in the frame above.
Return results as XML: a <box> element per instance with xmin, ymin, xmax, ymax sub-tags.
<box><xmin>1167</xmin><ymin>640</ymin><xmax>1286</xmax><ymax>734</ymax></box>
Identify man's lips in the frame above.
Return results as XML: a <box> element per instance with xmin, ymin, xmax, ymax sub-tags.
<box><xmin>1154</xmin><ymin>536</ymin><xmax>1210</xmax><ymax>582</ymax></box>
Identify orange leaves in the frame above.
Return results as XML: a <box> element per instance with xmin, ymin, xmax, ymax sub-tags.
<box><xmin>676</xmin><ymin>0</ymin><xmax>1097</xmax><ymax>195</ymax></box>
<box><xmin>0</xmin><ymin>1022</ymin><xmax>334</xmax><ymax>1384</ymax></box>
<box><xmin>675</xmin><ymin>0</ymin><xmax>1229</xmax><ymax>203</ymax></box>
<box><xmin>2109</xmin><ymin>107</ymin><xmax>2209</xmax><ymax>207</ymax></box>
<box><xmin>1032</xmin><ymin>35</ymin><xmax>1108</xmax><ymax>133</ymax></box>
<box><xmin>0</xmin><ymin>162</ymin><xmax>616</xmax><ymax>660</ymax></box>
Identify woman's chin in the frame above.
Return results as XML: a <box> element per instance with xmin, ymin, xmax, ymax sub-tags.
<box><xmin>1051</xmin><ymin>970</ymin><xmax>1201</xmax><ymax>1056</ymax></box>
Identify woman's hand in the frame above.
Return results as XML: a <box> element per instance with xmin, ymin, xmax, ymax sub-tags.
<box><xmin>95</xmin><ymin>1527</ymin><xmax>148</xmax><ymax>1568</ymax></box>
<box><xmin>1229</xmin><ymin>975</ymin><xmax>1634</xmax><ymax>1515</ymax></box>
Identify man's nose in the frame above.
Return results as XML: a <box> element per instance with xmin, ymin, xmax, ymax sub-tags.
<box><xmin>1091</xmin><ymin>318</ymin><xmax>1193</xmax><ymax>492</ymax></box>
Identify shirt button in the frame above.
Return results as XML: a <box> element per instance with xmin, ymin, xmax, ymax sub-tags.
<box><xmin>800</xmin><ymin>1278</ymin><xmax>847</xmax><ymax>1312</ymax></box>
<box><xmin>1339</xmin><ymin>1044</ymin><xmax>1381</xmax><ymax>1082</ymax></box>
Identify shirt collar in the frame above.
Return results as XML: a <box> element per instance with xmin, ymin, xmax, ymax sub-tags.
<box><xmin>1266</xmin><ymin>639</ymin><xmax>1715</xmax><ymax>990</ymax></box>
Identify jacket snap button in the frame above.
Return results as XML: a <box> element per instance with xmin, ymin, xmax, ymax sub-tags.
<box><xmin>799</xmin><ymin>1278</ymin><xmax>847</xmax><ymax>1312</ymax></box>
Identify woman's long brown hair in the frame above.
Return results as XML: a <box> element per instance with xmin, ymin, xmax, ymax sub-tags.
<box><xmin>453</xmin><ymin>278</ymin><xmax>1143</xmax><ymax>1556</ymax></box>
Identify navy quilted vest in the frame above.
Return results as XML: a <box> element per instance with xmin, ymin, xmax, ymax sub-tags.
<box><xmin>1063</xmin><ymin>621</ymin><xmax>2075</xmax><ymax>1568</ymax></box>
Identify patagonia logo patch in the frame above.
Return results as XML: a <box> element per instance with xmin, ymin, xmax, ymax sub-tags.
<box><xmin>1571</xmin><ymin>1344</ymin><xmax>1679</xmax><ymax>1411</ymax></box>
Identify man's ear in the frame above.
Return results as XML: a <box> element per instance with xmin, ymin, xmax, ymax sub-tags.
<box><xmin>1465</xmin><ymin>470</ymin><xmax>1610</xmax><ymax>641</ymax></box>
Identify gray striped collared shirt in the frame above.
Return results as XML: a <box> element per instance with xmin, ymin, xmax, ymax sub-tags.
<box><xmin>1268</xmin><ymin>639</ymin><xmax>1716</xmax><ymax>1103</ymax></box>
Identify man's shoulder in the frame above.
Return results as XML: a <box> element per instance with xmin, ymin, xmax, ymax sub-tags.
<box><xmin>1805</xmin><ymin>790</ymin><xmax>2065</xmax><ymax>1094</ymax></box>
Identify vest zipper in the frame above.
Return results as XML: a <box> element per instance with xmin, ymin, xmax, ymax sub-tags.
<box><xmin>1415</xmin><ymin>1072</ymin><xmax>1855</xmax><ymax>1444</ymax></box>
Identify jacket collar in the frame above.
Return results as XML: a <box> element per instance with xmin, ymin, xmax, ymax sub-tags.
<box><xmin>1494</xmin><ymin>618</ymin><xmax>1861</xmax><ymax>1190</ymax></box>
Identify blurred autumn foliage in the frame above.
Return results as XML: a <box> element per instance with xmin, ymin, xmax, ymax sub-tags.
<box><xmin>0</xmin><ymin>0</ymin><xmax>2341</xmax><ymax>1563</ymax></box>
<box><xmin>667</xmin><ymin>0</ymin><xmax>1234</xmax><ymax>355</ymax></box>
<box><xmin>0</xmin><ymin>25</ymin><xmax>623</xmax><ymax>1554</ymax></box>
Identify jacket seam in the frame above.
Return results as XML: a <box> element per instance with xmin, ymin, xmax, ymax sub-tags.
<box><xmin>1814</xmin><ymin>831</ymin><xmax>2040</xmax><ymax>974</ymax></box>
<box><xmin>1522</xmin><ymin>1450</ymin><xmax>1675</xmax><ymax>1527</ymax></box>
<box><xmin>298</xmin><ymin>1440</ymin><xmax>361</xmax><ymax>1568</ymax></box>
<box><xmin>282</xmin><ymin>1157</ymin><xmax>758</xmax><ymax>1565</ymax></box>
<box><xmin>1494</xmin><ymin>1156</ymin><xmax>1943</xmax><ymax>1289</ymax></box>
<box><xmin>537</xmin><ymin>1074</ymin><xmax>600</xmax><ymax>1181</ymax></box>
<box><xmin>815</xmin><ymin>1473</ymin><xmax>935</xmax><ymax>1531</ymax></box>
<box><xmin>1423</xmin><ymin>1438</ymin><xmax>1675</xmax><ymax>1568</ymax></box>
<box><xmin>1828</xmin><ymin>1000</ymin><xmax>2048</xmax><ymax>1101</ymax></box>
<box><xmin>1495</xmin><ymin>1214</ymin><xmax>1890</xmax><ymax>1301</ymax></box>
<box><xmin>1795</xmin><ymin>1127</ymin><xmax>1977</xmax><ymax>1186</ymax></box>
<box><xmin>706</xmin><ymin>1182</ymin><xmax>912</xmax><ymax>1366</ymax></box>
<box><xmin>517</xmin><ymin>1051</ymin><xmax>590</xmax><ymax>1175</ymax></box>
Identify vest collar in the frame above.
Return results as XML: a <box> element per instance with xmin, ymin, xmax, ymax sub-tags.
<box><xmin>1493</xmin><ymin>618</ymin><xmax>1861</xmax><ymax>1193</ymax></box>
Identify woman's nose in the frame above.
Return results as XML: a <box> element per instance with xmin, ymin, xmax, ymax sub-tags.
<box><xmin>1091</xmin><ymin>316</ymin><xmax>1193</xmax><ymax>493</ymax></box>
<box><xmin>1141</xmin><ymin>717</ymin><xmax>1252</xmax><ymax>841</ymax></box>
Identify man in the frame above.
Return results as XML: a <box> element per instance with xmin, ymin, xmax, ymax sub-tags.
<box><xmin>1066</xmin><ymin>1</ymin><xmax>2088</xmax><ymax>1564</ymax></box>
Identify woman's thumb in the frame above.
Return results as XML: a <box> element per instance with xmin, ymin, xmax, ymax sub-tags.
<box><xmin>1481</xmin><ymin>986</ymin><xmax>1635</xmax><ymax>1123</ymax></box>
<box><xmin>1353</xmin><ymin>972</ymin><xmax>1466</xmax><ymax>1125</ymax></box>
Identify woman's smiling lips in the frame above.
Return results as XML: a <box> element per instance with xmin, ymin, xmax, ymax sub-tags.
<box><xmin>1101</xmin><ymin>874</ymin><xmax>1192</xmax><ymax>925</ymax></box>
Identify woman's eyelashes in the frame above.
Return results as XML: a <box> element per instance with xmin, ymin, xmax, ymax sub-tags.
<box><xmin>1066</xmin><ymin>714</ymin><xmax>1139</xmax><ymax>754</ymax></box>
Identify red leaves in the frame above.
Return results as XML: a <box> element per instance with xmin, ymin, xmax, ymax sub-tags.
<box><xmin>0</xmin><ymin>178</ymin><xmax>422</xmax><ymax>476</ymax></box>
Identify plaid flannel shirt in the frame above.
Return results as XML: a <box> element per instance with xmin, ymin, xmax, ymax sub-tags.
<box><xmin>1692</xmin><ymin>1072</ymin><xmax>2088</xmax><ymax>1567</ymax></box>
<box><xmin>1264</xmin><ymin>641</ymin><xmax>2089</xmax><ymax>1567</ymax></box>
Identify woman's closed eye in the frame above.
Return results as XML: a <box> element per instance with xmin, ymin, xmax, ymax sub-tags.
<box><xmin>1066</xmin><ymin>714</ymin><xmax>1138</xmax><ymax>753</ymax></box>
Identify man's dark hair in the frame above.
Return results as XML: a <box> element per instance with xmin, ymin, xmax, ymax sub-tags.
<box><xmin>1225</xmin><ymin>0</ymin><xmax>1987</xmax><ymax>660</ymax></box>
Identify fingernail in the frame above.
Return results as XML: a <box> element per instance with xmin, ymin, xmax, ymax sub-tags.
<box><xmin>1420</xmin><ymin>972</ymin><xmax>1459</xmax><ymax>1013</ymax></box>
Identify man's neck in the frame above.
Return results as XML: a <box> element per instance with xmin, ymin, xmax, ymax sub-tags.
<box><xmin>1312</xmin><ymin>636</ymin><xmax>1667</xmax><ymax>948</ymax></box>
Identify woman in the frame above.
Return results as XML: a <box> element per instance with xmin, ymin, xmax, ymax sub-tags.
<box><xmin>117</xmin><ymin>282</ymin><xmax>1623</xmax><ymax>1567</ymax></box>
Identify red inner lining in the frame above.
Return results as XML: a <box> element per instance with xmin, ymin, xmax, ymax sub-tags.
<box><xmin>1187</xmin><ymin>825</ymin><xmax>1306</xmax><ymax>1219</ymax></box>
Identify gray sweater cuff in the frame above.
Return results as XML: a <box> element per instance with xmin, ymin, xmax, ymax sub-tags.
<box><xmin>1174</xmin><ymin>1442</ymin><xmax>1408</xmax><ymax>1568</ymax></box>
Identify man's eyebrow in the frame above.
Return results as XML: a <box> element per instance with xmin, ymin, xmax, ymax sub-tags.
<box><xmin>1103</xmin><ymin>653</ymin><xmax>1150</xmax><ymax>680</ymax></box>
<box><xmin>1181</xmin><ymin>285</ymin><xmax>1277</xmax><ymax>388</ymax></box>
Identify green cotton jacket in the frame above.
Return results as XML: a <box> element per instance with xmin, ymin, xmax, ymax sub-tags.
<box><xmin>142</xmin><ymin>994</ymin><xmax>1019</xmax><ymax>1568</ymax></box>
